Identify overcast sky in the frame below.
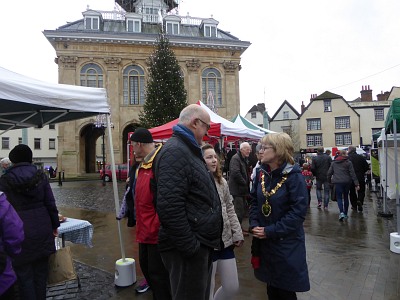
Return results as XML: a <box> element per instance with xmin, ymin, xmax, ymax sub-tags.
<box><xmin>1</xmin><ymin>0</ymin><xmax>400</xmax><ymax>116</ymax></box>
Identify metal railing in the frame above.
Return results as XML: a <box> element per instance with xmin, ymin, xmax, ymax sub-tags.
<box><xmin>98</xmin><ymin>9</ymin><xmax>204</xmax><ymax>25</ymax></box>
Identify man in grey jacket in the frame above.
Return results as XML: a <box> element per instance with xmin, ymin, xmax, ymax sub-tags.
<box><xmin>311</xmin><ymin>147</ymin><xmax>332</xmax><ymax>209</ymax></box>
<box><xmin>228</xmin><ymin>142</ymin><xmax>251</xmax><ymax>235</ymax></box>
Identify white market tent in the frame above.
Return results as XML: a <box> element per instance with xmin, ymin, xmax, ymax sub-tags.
<box><xmin>231</xmin><ymin>114</ymin><xmax>276</xmax><ymax>134</ymax></box>
<box><xmin>0</xmin><ymin>66</ymin><xmax>129</xmax><ymax>264</ymax></box>
<box><xmin>0</xmin><ymin>66</ymin><xmax>109</xmax><ymax>132</ymax></box>
<box><xmin>197</xmin><ymin>101</ymin><xmax>266</xmax><ymax>140</ymax></box>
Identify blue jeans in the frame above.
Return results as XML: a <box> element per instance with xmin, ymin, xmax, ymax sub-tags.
<box><xmin>13</xmin><ymin>257</ymin><xmax>49</xmax><ymax>300</ymax></box>
<box><xmin>316</xmin><ymin>181</ymin><xmax>330</xmax><ymax>207</ymax></box>
<box><xmin>335</xmin><ymin>183</ymin><xmax>351</xmax><ymax>215</ymax></box>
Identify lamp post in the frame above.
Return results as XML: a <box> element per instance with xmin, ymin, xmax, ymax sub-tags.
<box><xmin>95</xmin><ymin>114</ymin><xmax>108</xmax><ymax>186</ymax></box>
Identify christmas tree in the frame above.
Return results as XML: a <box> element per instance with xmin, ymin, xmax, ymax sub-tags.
<box><xmin>139</xmin><ymin>33</ymin><xmax>188</xmax><ymax>128</ymax></box>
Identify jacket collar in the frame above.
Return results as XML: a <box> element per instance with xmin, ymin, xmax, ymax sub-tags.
<box><xmin>172</xmin><ymin>124</ymin><xmax>202</xmax><ymax>158</ymax></box>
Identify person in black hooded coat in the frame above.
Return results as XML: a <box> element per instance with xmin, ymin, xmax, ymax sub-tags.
<box><xmin>0</xmin><ymin>144</ymin><xmax>60</xmax><ymax>300</ymax></box>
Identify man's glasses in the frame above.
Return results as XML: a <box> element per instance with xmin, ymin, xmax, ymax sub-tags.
<box><xmin>197</xmin><ymin>118</ymin><xmax>211</xmax><ymax>130</ymax></box>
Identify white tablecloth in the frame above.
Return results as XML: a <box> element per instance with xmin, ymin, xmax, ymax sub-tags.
<box><xmin>58</xmin><ymin>217</ymin><xmax>93</xmax><ymax>248</ymax></box>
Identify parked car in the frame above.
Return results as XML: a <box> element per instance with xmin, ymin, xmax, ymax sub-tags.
<box><xmin>99</xmin><ymin>164</ymin><xmax>128</xmax><ymax>182</ymax></box>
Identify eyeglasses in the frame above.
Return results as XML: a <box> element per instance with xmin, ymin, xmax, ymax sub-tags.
<box><xmin>260</xmin><ymin>145</ymin><xmax>274</xmax><ymax>151</ymax></box>
<box><xmin>197</xmin><ymin>118</ymin><xmax>211</xmax><ymax>130</ymax></box>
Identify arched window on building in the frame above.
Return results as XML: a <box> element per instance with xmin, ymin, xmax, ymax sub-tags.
<box><xmin>123</xmin><ymin>65</ymin><xmax>145</xmax><ymax>105</ymax></box>
<box><xmin>80</xmin><ymin>63</ymin><xmax>103</xmax><ymax>88</ymax></box>
<box><xmin>202</xmin><ymin>68</ymin><xmax>222</xmax><ymax>106</ymax></box>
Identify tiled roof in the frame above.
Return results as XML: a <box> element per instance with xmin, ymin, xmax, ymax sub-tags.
<box><xmin>314</xmin><ymin>91</ymin><xmax>343</xmax><ymax>100</ymax></box>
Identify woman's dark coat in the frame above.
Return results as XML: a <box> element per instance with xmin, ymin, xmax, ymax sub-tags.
<box><xmin>249</xmin><ymin>163</ymin><xmax>310</xmax><ymax>292</ymax></box>
<box><xmin>0</xmin><ymin>163</ymin><xmax>59</xmax><ymax>266</ymax></box>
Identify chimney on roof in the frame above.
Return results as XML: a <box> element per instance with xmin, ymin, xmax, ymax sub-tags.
<box><xmin>376</xmin><ymin>90</ymin><xmax>389</xmax><ymax>101</ymax></box>
<box><xmin>384</xmin><ymin>91</ymin><xmax>390</xmax><ymax>100</ymax></box>
<box><xmin>256</xmin><ymin>103</ymin><xmax>266</xmax><ymax>113</ymax></box>
<box><xmin>301</xmin><ymin>101</ymin><xmax>306</xmax><ymax>114</ymax></box>
<box><xmin>310</xmin><ymin>94</ymin><xmax>317</xmax><ymax>101</ymax></box>
<box><xmin>360</xmin><ymin>85</ymin><xmax>372</xmax><ymax>101</ymax></box>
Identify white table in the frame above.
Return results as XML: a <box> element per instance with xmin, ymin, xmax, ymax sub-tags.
<box><xmin>58</xmin><ymin>217</ymin><xmax>94</xmax><ymax>248</ymax></box>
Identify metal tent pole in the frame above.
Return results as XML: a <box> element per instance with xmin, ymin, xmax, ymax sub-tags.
<box><xmin>394</xmin><ymin>120</ymin><xmax>400</xmax><ymax>233</ymax></box>
<box><xmin>106</xmin><ymin>115</ymin><xmax>125</xmax><ymax>261</ymax></box>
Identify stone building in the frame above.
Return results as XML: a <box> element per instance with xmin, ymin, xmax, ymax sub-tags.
<box><xmin>43</xmin><ymin>0</ymin><xmax>250</xmax><ymax>176</ymax></box>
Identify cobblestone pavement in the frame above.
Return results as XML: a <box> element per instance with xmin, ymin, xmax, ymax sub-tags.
<box><xmin>47</xmin><ymin>180</ymin><xmax>400</xmax><ymax>299</ymax></box>
<box><xmin>46</xmin><ymin>262</ymin><xmax>116</xmax><ymax>300</ymax></box>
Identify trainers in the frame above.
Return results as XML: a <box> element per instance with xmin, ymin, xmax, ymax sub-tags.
<box><xmin>318</xmin><ymin>202</ymin><xmax>322</xmax><ymax>209</ymax></box>
<box><xmin>324</xmin><ymin>206</ymin><xmax>328</xmax><ymax>210</ymax></box>
<box><xmin>358</xmin><ymin>205</ymin><xmax>363</xmax><ymax>212</ymax></box>
<box><xmin>135</xmin><ymin>280</ymin><xmax>150</xmax><ymax>293</ymax></box>
<box><xmin>344</xmin><ymin>214</ymin><xmax>348</xmax><ymax>219</ymax></box>
<box><xmin>339</xmin><ymin>212</ymin><xmax>345</xmax><ymax>221</ymax></box>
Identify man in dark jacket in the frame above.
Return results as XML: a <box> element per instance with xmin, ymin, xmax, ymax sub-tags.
<box><xmin>228</xmin><ymin>142</ymin><xmax>251</xmax><ymax>235</ymax></box>
<box><xmin>155</xmin><ymin>104</ymin><xmax>222</xmax><ymax>300</ymax></box>
<box><xmin>347</xmin><ymin>146</ymin><xmax>369</xmax><ymax>212</ymax></box>
<box><xmin>311</xmin><ymin>147</ymin><xmax>332</xmax><ymax>209</ymax></box>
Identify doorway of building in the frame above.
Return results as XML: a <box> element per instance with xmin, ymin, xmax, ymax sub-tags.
<box><xmin>80</xmin><ymin>124</ymin><xmax>105</xmax><ymax>173</ymax></box>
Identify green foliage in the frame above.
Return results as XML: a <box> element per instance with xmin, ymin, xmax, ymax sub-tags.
<box><xmin>139</xmin><ymin>33</ymin><xmax>188</xmax><ymax>128</ymax></box>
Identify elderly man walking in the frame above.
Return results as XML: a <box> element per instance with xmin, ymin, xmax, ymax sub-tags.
<box><xmin>311</xmin><ymin>147</ymin><xmax>332</xmax><ymax>209</ymax></box>
<box><xmin>155</xmin><ymin>104</ymin><xmax>222</xmax><ymax>300</ymax></box>
<box><xmin>229</xmin><ymin>142</ymin><xmax>251</xmax><ymax>235</ymax></box>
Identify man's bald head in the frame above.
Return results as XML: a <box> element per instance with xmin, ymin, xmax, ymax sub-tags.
<box><xmin>179</xmin><ymin>104</ymin><xmax>209</xmax><ymax>125</ymax></box>
<box><xmin>178</xmin><ymin>104</ymin><xmax>211</xmax><ymax>144</ymax></box>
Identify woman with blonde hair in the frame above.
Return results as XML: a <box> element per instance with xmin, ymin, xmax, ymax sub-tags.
<box><xmin>202</xmin><ymin>144</ymin><xmax>244</xmax><ymax>300</ymax></box>
<box><xmin>250</xmin><ymin>133</ymin><xmax>310</xmax><ymax>300</ymax></box>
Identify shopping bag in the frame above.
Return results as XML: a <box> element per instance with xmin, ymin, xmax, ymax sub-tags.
<box><xmin>47</xmin><ymin>246</ymin><xmax>77</xmax><ymax>285</ymax></box>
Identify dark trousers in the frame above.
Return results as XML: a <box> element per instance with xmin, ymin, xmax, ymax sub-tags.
<box><xmin>350</xmin><ymin>181</ymin><xmax>366</xmax><ymax>208</ymax></box>
<box><xmin>306</xmin><ymin>188</ymin><xmax>311</xmax><ymax>206</ymax></box>
<box><xmin>13</xmin><ymin>256</ymin><xmax>49</xmax><ymax>300</ymax></box>
<box><xmin>160</xmin><ymin>245</ymin><xmax>213</xmax><ymax>300</ymax></box>
<box><xmin>139</xmin><ymin>243</ymin><xmax>171</xmax><ymax>300</ymax></box>
<box><xmin>233</xmin><ymin>196</ymin><xmax>246</xmax><ymax>225</ymax></box>
<box><xmin>267</xmin><ymin>285</ymin><xmax>297</xmax><ymax>300</ymax></box>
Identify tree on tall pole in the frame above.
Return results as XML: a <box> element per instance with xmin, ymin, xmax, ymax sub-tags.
<box><xmin>140</xmin><ymin>33</ymin><xmax>187</xmax><ymax>128</ymax></box>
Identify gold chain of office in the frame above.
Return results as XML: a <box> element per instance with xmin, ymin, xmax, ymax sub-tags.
<box><xmin>260</xmin><ymin>173</ymin><xmax>288</xmax><ymax>217</ymax></box>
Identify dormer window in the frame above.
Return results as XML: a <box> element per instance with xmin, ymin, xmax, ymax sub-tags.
<box><xmin>200</xmin><ymin>18</ymin><xmax>219</xmax><ymax>38</ymax></box>
<box><xmin>85</xmin><ymin>16</ymin><xmax>99</xmax><ymax>30</ymax></box>
<box><xmin>164</xmin><ymin>15</ymin><xmax>181</xmax><ymax>35</ymax></box>
<box><xmin>126</xmin><ymin>13</ymin><xmax>142</xmax><ymax>33</ymax></box>
<box><xmin>127</xmin><ymin>20</ymin><xmax>141</xmax><ymax>32</ymax></box>
<box><xmin>82</xmin><ymin>10</ymin><xmax>102</xmax><ymax>31</ymax></box>
<box><xmin>166</xmin><ymin>22</ymin><xmax>179</xmax><ymax>35</ymax></box>
<box><xmin>204</xmin><ymin>25</ymin><xmax>217</xmax><ymax>37</ymax></box>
